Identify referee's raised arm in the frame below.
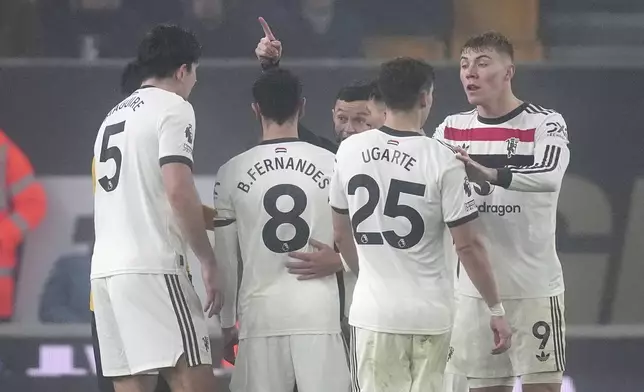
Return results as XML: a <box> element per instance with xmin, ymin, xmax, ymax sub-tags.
<box><xmin>256</xmin><ymin>17</ymin><xmax>282</xmax><ymax>70</ymax></box>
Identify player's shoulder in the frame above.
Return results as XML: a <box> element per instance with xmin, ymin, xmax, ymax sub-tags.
<box><xmin>441</xmin><ymin>108</ymin><xmax>477</xmax><ymax>125</ymax></box>
<box><xmin>139</xmin><ymin>87</ymin><xmax>194</xmax><ymax>116</ymax></box>
<box><xmin>337</xmin><ymin>128</ymin><xmax>379</xmax><ymax>151</ymax></box>
<box><xmin>522</xmin><ymin>103</ymin><xmax>565</xmax><ymax>123</ymax></box>
<box><xmin>423</xmin><ymin>137</ymin><xmax>461</xmax><ymax>161</ymax></box>
<box><xmin>521</xmin><ymin>103</ymin><xmax>568</xmax><ymax>141</ymax></box>
<box><xmin>216</xmin><ymin>147</ymin><xmax>255</xmax><ymax>176</ymax></box>
<box><xmin>296</xmin><ymin>139</ymin><xmax>336</xmax><ymax>158</ymax></box>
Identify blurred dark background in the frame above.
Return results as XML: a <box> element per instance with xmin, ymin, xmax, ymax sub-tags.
<box><xmin>1</xmin><ymin>0</ymin><xmax>644</xmax><ymax>391</ymax></box>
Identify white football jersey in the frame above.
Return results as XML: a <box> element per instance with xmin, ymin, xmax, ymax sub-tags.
<box><xmin>329</xmin><ymin>127</ymin><xmax>479</xmax><ymax>334</ymax></box>
<box><xmin>214</xmin><ymin>138</ymin><xmax>340</xmax><ymax>339</ymax></box>
<box><xmin>91</xmin><ymin>86</ymin><xmax>196</xmax><ymax>278</ymax></box>
<box><xmin>434</xmin><ymin>103</ymin><xmax>570</xmax><ymax>299</ymax></box>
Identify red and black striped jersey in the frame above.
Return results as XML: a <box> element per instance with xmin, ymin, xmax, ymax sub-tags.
<box><xmin>434</xmin><ymin>102</ymin><xmax>570</xmax><ymax>299</ymax></box>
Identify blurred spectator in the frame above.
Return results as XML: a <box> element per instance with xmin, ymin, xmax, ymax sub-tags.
<box><xmin>280</xmin><ymin>0</ymin><xmax>364</xmax><ymax>58</ymax></box>
<box><xmin>357</xmin><ymin>0</ymin><xmax>451</xmax><ymax>37</ymax></box>
<box><xmin>0</xmin><ymin>130</ymin><xmax>47</xmax><ymax>322</ymax></box>
<box><xmin>38</xmin><ymin>0</ymin><xmax>81</xmax><ymax>57</ymax></box>
<box><xmin>186</xmin><ymin>0</ymin><xmax>247</xmax><ymax>57</ymax></box>
<box><xmin>39</xmin><ymin>216</ymin><xmax>92</xmax><ymax>324</ymax></box>
<box><xmin>39</xmin><ymin>254</ymin><xmax>91</xmax><ymax>323</ymax></box>
<box><xmin>0</xmin><ymin>0</ymin><xmax>40</xmax><ymax>57</ymax></box>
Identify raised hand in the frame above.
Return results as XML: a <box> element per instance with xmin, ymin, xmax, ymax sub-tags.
<box><xmin>255</xmin><ymin>17</ymin><xmax>282</xmax><ymax>65</ymax></box>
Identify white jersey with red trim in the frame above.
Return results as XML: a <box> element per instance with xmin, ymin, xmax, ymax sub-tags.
<box><xmin>433</xmin><ymin>103</ymin><xmax>570</xmax><ymax>299</ymax></box>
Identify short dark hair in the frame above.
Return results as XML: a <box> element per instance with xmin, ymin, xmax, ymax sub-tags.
<box><xmin>252</xmin><ymin>69</ymin><xmax>303</xmax><ymax>125</ymax></box>
<box><xmin>335</xmin><ymin>80</ymin><xmax>373</xmax><ymax>102</ymax></box>
<box><xmin>368</xmin><ymin>80</ymin><xmax>383</xmax><ymax>103</ymax></box>
<box><xmin>120</xmin><ymin>61</ymin><xmax>143</xmax><ymax>95</ymax></box>
<box><xmin>461</xmin><ymin>31</ymin><xmax>514</xmax><ymax>60</ymax></box>
<box><xmin>377</xmin><ymin>57</ymin><xmax>435</xmax><ymax>111</ymax></box>
<box><xmin>135</xmin><ymin>24</ymin><xmax>202</xmax><ymax>80</ymax></box>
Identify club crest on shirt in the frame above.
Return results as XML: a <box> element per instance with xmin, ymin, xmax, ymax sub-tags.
<box><xmin>463</xmin><ymin>177</ymin><xmax>472</xmax><ymax>197</ymax></box>
<box><xmin>184</xmin><ymin>124</ymin><xmax>194</xmax><ymax>144</ymax></box>
<box><xmin>505</xmin><ymin>137</ymin><xmax>519</xmax><ymax>158</ymax></box>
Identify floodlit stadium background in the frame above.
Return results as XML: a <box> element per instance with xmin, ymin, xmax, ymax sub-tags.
<box><xmin>1</xmin><ymin>0</ymin><xmax>644</xmax><ymax>391</ymax></box>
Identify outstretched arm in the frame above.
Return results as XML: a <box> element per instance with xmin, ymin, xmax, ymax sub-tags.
<box><xmin>455</xmin><ymin>113</ymin><xmax>570</xmax><ymax>193</ymax></box>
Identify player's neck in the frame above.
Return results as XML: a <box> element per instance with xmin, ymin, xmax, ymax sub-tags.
<box><xmin>262</xmin><ymin>120</ymin><xmax>299</xmax><ymax>141</ymax></box>
<box><xmin>383</xmin><ymin>110</ymin><xmax>424</xmax><ymax>134</ymax></box>
<box><xmin>140</xmin><ymin>78</ymin><xmax>182</xmax><ymax>97</ymax></box>
<box><xmin>476</xmin><ymin>93</ymin><xmax>523</xmax><ymax>119</ymax></box>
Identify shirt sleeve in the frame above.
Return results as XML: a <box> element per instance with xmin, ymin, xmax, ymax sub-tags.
<box><xmin>493</xmin><ymin>112</ymin><xmax>570</xmax><ymax>192</ymax></box>
<box><xmin>158</xmin><ymin>101</ymin><xmax>196</xmax><ymax>170</ymax></box>
<box><xmin>432</xmin><ymin>118</ymin><xmax>447</xmax><ymax>141</ymax></box>
<box><xmin>328</xmin><ymin>151</ymin><xmax>348</xmax><ymax>215</ymax></box>
<box><xmin>213</xmin><ymin>165</ymin><xmax>239</xmax><ymax>328</ymax></box>
<box><xmin>440</xmin><ymin>156</ymin><xmax>479</xmax><ymax>227</ymax></box>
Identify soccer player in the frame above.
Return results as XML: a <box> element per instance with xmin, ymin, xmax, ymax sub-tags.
<box><xmin>213</xmin><ymin>68</ymin><xmax>350</xmax><ymax>392</ymax></box>
<box><xmin>329</xmin><ymin>57</ymin><xmax>512</xmax><ymax>392</ymax></box>
<box><xmin>89</xmin><ymin>60</ymin><xmax>219</xmax><ymax>392</ymax></box>
<box><xmin>253</xmin><ymin>18</ymin><xmax>386</xmax><ymax>347</ymax></box>
<box><xmin>434</xmin><ymin>32</ymin><xmax>570</xmax><ymax>392</ymax></box>
<box><xmin>91</xmin><ymin>25</ymin><xmax>221</xmax><ymax>392</ymax></box>
<box><xmin>254</xmin><ymin>14</ymin><xmax>386</xmax><ymax>299</ymax></box>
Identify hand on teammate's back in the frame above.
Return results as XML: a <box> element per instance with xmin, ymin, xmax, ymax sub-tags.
<box><xmin>201</xmin><ymin>262</ymin><xmax>223</xmax><ymax>318</ymax></box>
<box><xmin>256</xmin><ymin>17</ymin><xmax>282</xmax><ymax>65</ymax></box>
<box><xmin>286</xmin><ymin>239</ymin><xmax>343</xmax><ymax>280</ymax></box>
<box><xmin>489</xmin><ymin>315</ymin><xmax>512</xmax><ymax>354</ymax></box>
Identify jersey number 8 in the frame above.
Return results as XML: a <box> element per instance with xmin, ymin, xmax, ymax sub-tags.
<box><xmin>348</xmin><ymin>174</ymin><xmax>426</xmax><ymax>249</ymax></box>
<box><xmin>262</xmin><ymin>184</ymin><xmax>310</xmax><ymax>253</ymax></box>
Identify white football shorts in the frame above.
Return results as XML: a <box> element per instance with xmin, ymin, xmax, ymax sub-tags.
<box><xmin>446</xmin><ymin>293</ymin><xmax>566</xmax><ymax>379</ymax></box>
<box><xmin>350</xmin><ymin>326</ymin><xmax>451</xmax><ymax>392</ymax></box>
<box><xmin>91</xmin><ymin>272</ymin><xmax>212</xmax><ymax>377</ymax></box>
<box><xmin>230</xmin><ymin>333</ymin><xmax>350</xmax><ymax>392</ymax></box>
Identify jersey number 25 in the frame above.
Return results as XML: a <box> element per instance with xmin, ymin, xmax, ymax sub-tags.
<box><xmin>348</xmin><ymin>175</ymin><xmax>426</xmax><ymax>250</ymax></box>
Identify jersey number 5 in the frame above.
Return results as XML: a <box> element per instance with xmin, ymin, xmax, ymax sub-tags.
<box><xmin>348</xmin><ymin>175</ymin><xmax>425</xmax><ymax>249</ymax></box>
<box><xmin>98</xmin><ymin>121</ymin><xmax>125</xmax><ymax>192</ymax></box>
<box><xmin>262</xmin><ymin>184</ymin><xmax>310</xmax><ymax>253</ymax></box>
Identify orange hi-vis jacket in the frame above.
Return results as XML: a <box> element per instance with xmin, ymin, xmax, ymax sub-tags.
<box><xmin>0</xmin><ymin>130</ymin><xmax>46</xmax><ymax>320</ymax></box>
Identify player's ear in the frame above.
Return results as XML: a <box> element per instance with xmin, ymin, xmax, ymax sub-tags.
<box><xmin>175</xmin><ymin>64</ymin><xmax>187</xmax><ymax>81</ymax></box>
<box><xmin>298</xmin><ymin>97</ymin><xmax>306</xmax><ymax>120</ymax></box>
<box><xmin>251</xmin><ymin>102</ymin><xmax>261</xmax><ymax>119</ymax></box>
<box><xmin>505</xmin><ymin>64</ymin><xmax>515</xmax><ymax>81</ymax></box>
<box><xmin>419</xmin><ymin>89</ymin><xmax>431</xmax><ymax>109</ymax></box>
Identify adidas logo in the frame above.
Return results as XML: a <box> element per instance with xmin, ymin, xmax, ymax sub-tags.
<box><xmin>536</xmin><ymin>351</ymin><xmax>550</xmax><ymax>362</ymax></box>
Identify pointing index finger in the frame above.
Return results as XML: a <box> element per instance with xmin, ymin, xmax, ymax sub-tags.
<box><xmin>258</xmin><ymin>17</ymin><xmax>276</xmax><ymax>41</ymax></box>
